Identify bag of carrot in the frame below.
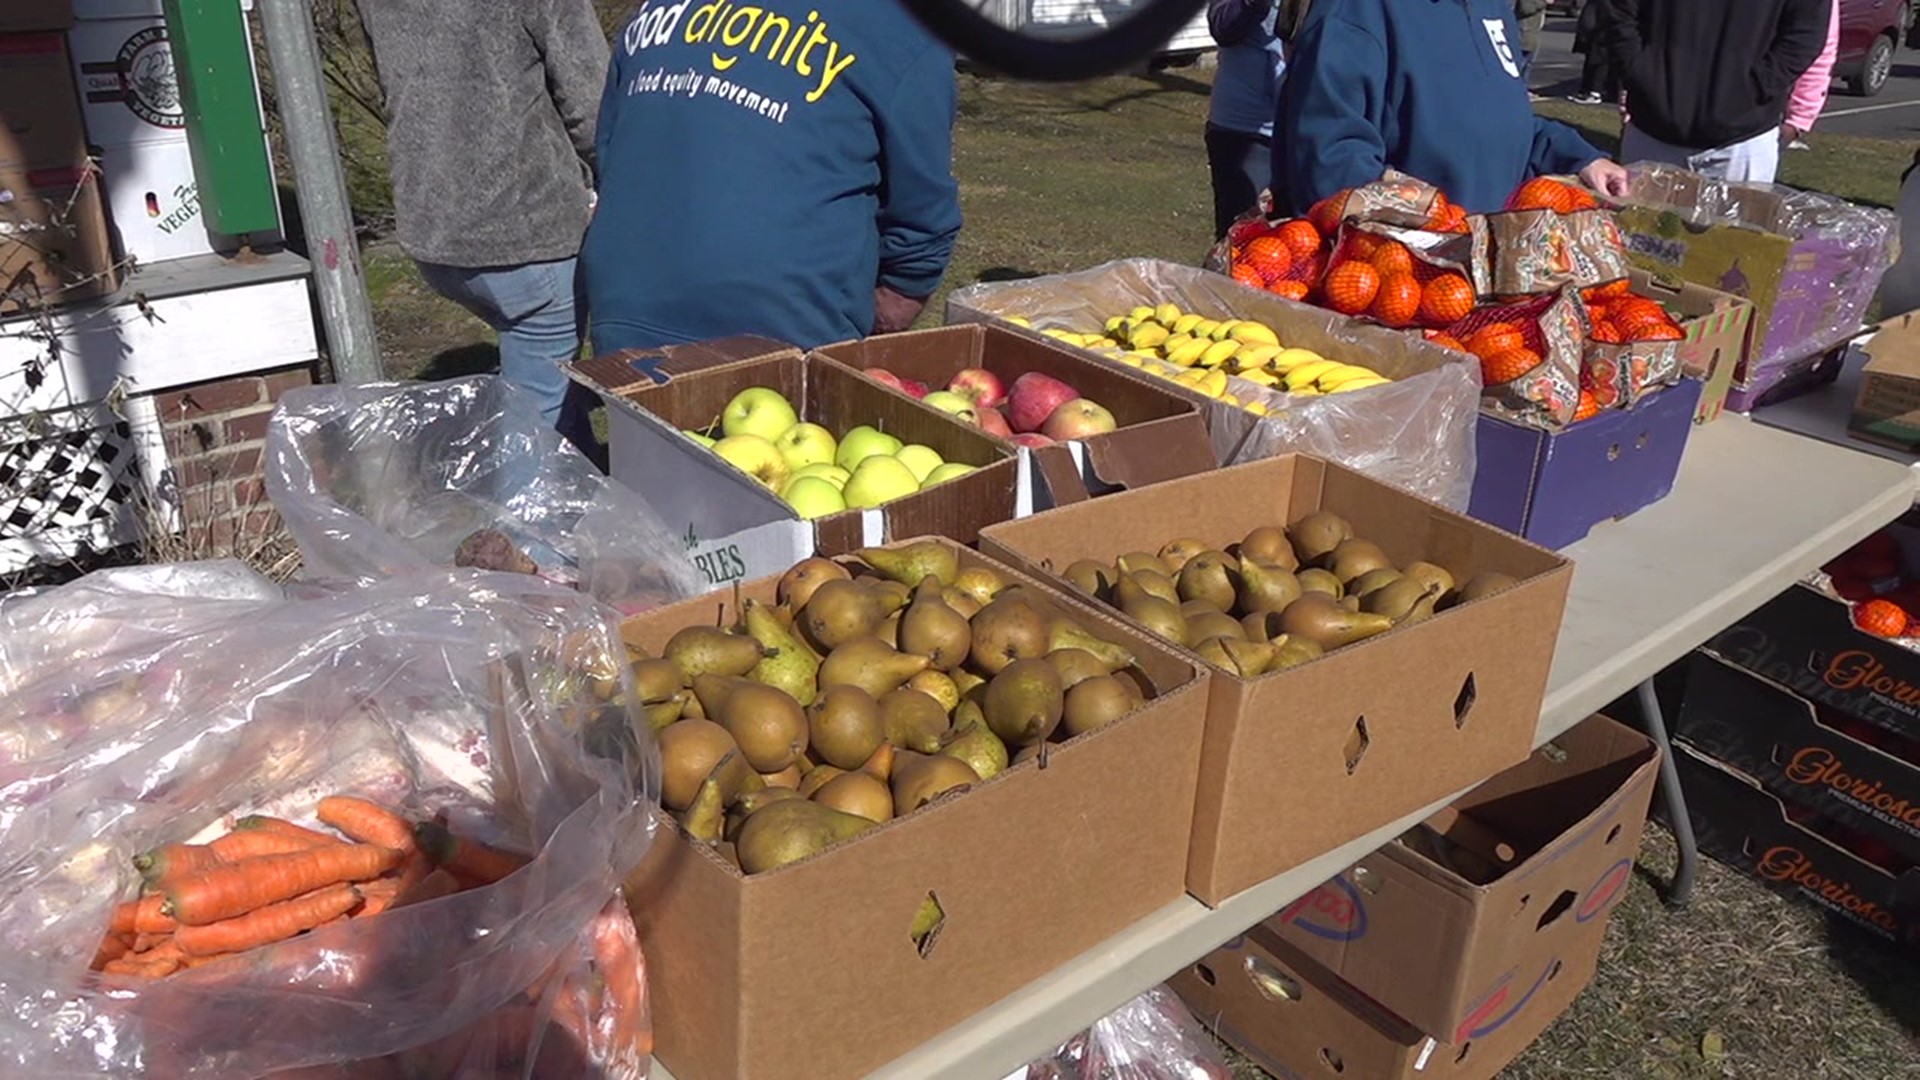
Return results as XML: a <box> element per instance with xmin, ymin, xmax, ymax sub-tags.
<box><xmin>0</xmin><ymin>566</ymin><xmax>655</xmax><ymax>1078</ymax></box>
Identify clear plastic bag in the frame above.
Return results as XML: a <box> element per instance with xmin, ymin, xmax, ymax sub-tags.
<box><xmin>265</xmin><ymin>376</ymin><xmax>702</xmax><ymax>615</ymax></box>
<box><xmin>0</xmin><ymin>564</ymin><xmax>656</xmax><ymax>1078</ymax></box>
<box><xmin>948</xmin><ymin>259</ymin><xmax>1480</xmax><ymax>510</ymax></box>
<box><xmin>1021</xmin><ymin>986</ymin><xmax>1232</xmax><ymax>1080</ymax></box>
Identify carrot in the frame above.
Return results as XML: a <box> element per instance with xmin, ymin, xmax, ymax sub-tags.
<box><xmin>316</xmin><ymin>796</ymin><xmax>415</xmax><ymax>852</ymax></box>
<box><xmin>111</xmin><ymin>895</ymin><xmax>178</xmax><ymax>936</ymax></box>
<box><xmin>179</xmin><ymin>950</ymin><xmax>242</xmax><ymax>971</ymax></box>
<box><xmin>163</xmin><ymin>843</ymin><xmax>402</xmax><ymax>926</ymax></box>
<box><xmin>175</xmin><ymin>883</ymin><xmax>361</xmax><ymax>956</ymax></box>
<box><xmin>414</xmin><ymin>821</ymin><xmax>529</xmax><ymax>886</ymax></box>
<box><xmin>209</xmin><ymin>829</ymin><xmax>327</xmax><ymax>862</ymax></box>
<box><xmin>351</xmin><ymin>877</ymin><xmax>401</xmax><ymax>919</ymax></box>
<box><xmin>392</xmin><ymin>867</ymin><xmax>463</xmax><ymax>909</ymax></box>
<box><xmin>133</xmin><ymin>843</ymin><xmax>221</xmax><ymax>886</ymax></box>
<box><xmin>234</xmin><ymin>815</ymin><xmax>344</xmax><ymax>847</ymax></box>
<box><xmin>593</xmin><ymin>908</ymin><xmax>647</xmax><ymax>1057</ymax></box>
<box><xmin>90</xmin><ymin>932</ymin><xmax>134</xmax><ymax>970</ymax></box>
<box><xmin>132</xmin><ymin>932</ymin><xmax>171</xmax><ymax>952</ymax></box>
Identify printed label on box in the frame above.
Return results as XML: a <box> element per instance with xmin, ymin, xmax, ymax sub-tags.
<box><xmin>78</xmin><ymin>24</ymin><xmax>184</xmax><ymax>132</ymax></box>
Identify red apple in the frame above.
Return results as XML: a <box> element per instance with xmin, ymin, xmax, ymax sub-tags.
<box><xmin>900</xmin><ymin>378</ymin><xmax>930</xmax><ymax>400</ymax></box>
<box><xmin>1009</xmin><ymin>433</ymin><xmax>1055</xmax><ymax>449</ymax></box>
<box><xmin>866</xmin><ymin>368</ymin><xmax>908</xmax><ymax>393</ymax></box>
<box><xmin>948</xmin><ymin>367</ymin><xmax>1008</xmax><ymax>409</ymax></box>
<box><xmin>975</xmin><ymin>405</ymin><xmax>1014</xmax><ymax>438</ymax></box>
<box><xmin>1007</xmin><ymin>372</ymin><xmax>1081</xmax><ymax>433</ymax></box>
<box><xmin>1041</xmin><ymin>399</ymin><xmax>1119</xmax><ymax>440</ymax></box>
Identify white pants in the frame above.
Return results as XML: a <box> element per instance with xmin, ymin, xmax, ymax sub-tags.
<box><xmin>1620</xmin><ymin>124</ymin><xmax>1781</xmax><ymax>184</ymax></box>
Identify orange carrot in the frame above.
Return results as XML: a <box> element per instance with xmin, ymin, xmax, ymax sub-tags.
<box><xmin>351</xmin><ymin>878</ymin><xmax>401</xmax><ymax>919</ymax></box>
<box><xmin>209</xmin><ymin>829</ymin><xmax>326</xmax><ymax>862</ymax></box>
<box><xmin>163</xmin><ymin>843</ymin><xmax>402</xmax><ymax>925</ymax></box>
<box><xmin>316</xmin><ymin>796</ymin><xmax>415</xmax><ymax>852</ymax></box>
<box><xmin>179</xmin><ymin>950</ymin><xmax>241</xmax><ymax>970</ymax></box>
<box><xmin>133</xmin><ymin>843</ymin><xmax>221</xmax><ymax>885</ymax></box>
<box><xmin>234</xmin><ymin>815</ymin><xmax>343</xmax><ymax>847</ymax></box>
<box><xmin>175</xmin><ymin>883</ymin><xmax>361</xmax><ymax>956</ymax></box>
<box><xmin>414</xmin><ymin>821</ymin><xmax>528</xmax><ymax>886</ymax></box>
<box><xmin>111</xmin><ymin>895</ymin><xmax>178</xmax><ymax>936</ymax></box>
<box><xmin>132</xmin><ymin>932</ymin><xmax>171</xmax><ymax>952</ymax></box>
<box><xmin>90</xmin><ymin>932</ymin><xmax>134</xmax><ymax>970</ymax></box>
<box><xmin>392</xmin><ymin>867</ymin><xmax>463</xmax><ymax>909</ymax></box>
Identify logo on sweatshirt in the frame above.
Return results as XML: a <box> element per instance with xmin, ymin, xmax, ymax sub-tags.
<box><xmin>623</xmin><ymin>1</ymin><xmax>858</xmax><ymax>107</ymax></box>
<box><xmin>1483</xmin><ymin>18</ymin><xmax>1521</xmax><ymax>79</ymax></box>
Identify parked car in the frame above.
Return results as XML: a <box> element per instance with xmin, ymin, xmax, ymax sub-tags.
<box><xmin>1840</xmin><ymin>0</ymin><xmax>1911</xmax><ymax>97</ymax></box>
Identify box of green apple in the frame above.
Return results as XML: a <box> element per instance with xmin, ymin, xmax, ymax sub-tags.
<box><xmin>572</xmin><ymin>341</ymin><xmax>1018</xmax><ymax>592</ymax></box>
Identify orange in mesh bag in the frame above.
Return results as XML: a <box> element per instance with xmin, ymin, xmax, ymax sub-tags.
<box><xmin>1327</xmin><ymin>221</ymin><xmax>1486</xmax><ymax>328</ymax></box>
<box><xmin>1446</xmin><ymin>288</ymin><xmax>1586</xmax><ymax>427</ymax></box>
<box><xmin>1578</xmin><ymin>284</ymin><xmax>1685</xmax><ymax>409</ymax></box>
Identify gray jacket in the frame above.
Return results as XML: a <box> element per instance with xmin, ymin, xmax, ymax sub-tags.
<box><xmin>360</xmin><ymin>0</ymin><xmax>609</xmax><ymax>268</ymax></box>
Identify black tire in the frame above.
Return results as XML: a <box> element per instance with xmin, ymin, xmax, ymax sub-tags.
<box><xmin>1850</xmin><ymin>34</ymin><xmax>1897</xmax><ymax>97</ymax></box>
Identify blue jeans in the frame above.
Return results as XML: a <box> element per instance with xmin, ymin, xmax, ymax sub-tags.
<box><xmin>416</xmin><ymin>257</ymin><xmax>583</xmax><ymax>426</ymax></box>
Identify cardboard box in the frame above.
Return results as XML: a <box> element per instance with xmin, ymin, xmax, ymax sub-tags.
<box><xmin>1850</xmin><ymin>312</ymin><xmax>1920</xmax><ymax>451</ymax></box>
<box><xmin>0</xmin><ymin>165</ymin><xmax>118</xmax><ymax>313</ymax></box>
<box><xmin>0</xmin><ymin>34</ymin><xmax>87</xmax><ymax>173</ymax></box>
<box><xmin>1676</xmin><ymin>649</ymin><xmax>1920</xmax><ymax>863</ymax></box>
<box><xmin>979</xmin><ymin>455</ymin><xmax>1571</xmax><ymax>904</ymax></box>
<box><xmin>1707</xmin><ymin>581</ymin><xmax>1920</xmax><ymax>740</ymax></box>
<box><xmin>813</xmin><ymin>323</ymin><xmax>1218</xmax><ymax>513</ymax></box>
<box><xmin>1627</xmin><ymin>268</ymin><xmax>1754</xmax><ymax>424</ymax></box>
<box><xmin>0</xmin><ymin>1</ymin><xmax>73</xmax><ymax>32</ymax></box>
<box><xmin>619</xmin><ymin>541</ymin><xmax>1209</xmax><ymax>1080</ymax></box>
<box><xmin>1468</xmin><ymin>378</ymin><xmax>1700</xmax><ymax>551</ymax></box>
<box><xmin>1171</xmin><ymin>921</ymin><xmax>1604</xmax><ymax>1080</ymax></box>
<box><xmin>571</xmin><ymin>341</ymin><xmax>1019</xmax><ymax>593</ymax></box>
<box><xmin>1266</xmin><ymin>715</ymin><xmax>1658</xmax><ymax>1038</ymax></box>
<box><xmin>68</xmin><ymin>15</ymin><xmax>186</xmax><ymax>148</ymax></box>
<box><xmin>1672</xmin><ymin>743</ymin><xmax>1920</xmax><ymax>945</ymax></box>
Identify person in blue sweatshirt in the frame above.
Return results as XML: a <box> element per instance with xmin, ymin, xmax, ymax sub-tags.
<box><xmin>1205</xmin><ymin>1</ymin><xmax>1291</xmax><ymax>239</ymax></box>
<box><xmin>1274</xmin><ymin>0</ymin><xmax>1630</xmax><ymax>216</ymax></box>
<box><xmin>583</xmin><ymin>0</ymin><xmax>962</xmax><ymax>358</ymax></box>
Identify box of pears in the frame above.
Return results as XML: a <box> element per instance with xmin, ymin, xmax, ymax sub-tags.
<box><xmin>979</xmin><ymin>454</ymin><xmax>1572</xmax><ymax>904</ymax></box>
<box><xmin>618</xmin><ymin>538</ymin><xmax>1209</xmax><ymax>1080</ymax></box>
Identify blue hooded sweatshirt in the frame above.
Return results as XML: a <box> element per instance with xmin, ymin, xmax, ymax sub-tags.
<box><xmin>1275</xmin><ymin>0</ymin><xmax>1604</xmax><ymax>215</ymax></box>
<box><xmin>584</xmin><ymin>1</ymin><xmax>962</xmax><ymax>354</ymax></box>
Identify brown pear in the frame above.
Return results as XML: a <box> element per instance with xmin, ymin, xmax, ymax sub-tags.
<box><xmin>1062</xmin><ymin>674</ymin><xmax>1141</xmax><ymax>737</ymax></box>
<box><xmin>1349</xmin><ymin>567</ymin><xmax>1404</xmax><ymax>599</ymax></box>
<box><xmin>877</xmin><ymin>611</ymin><xmax>903</xmax><ymax>649</ymax></box>
<box><xmin>1287</xmin><ymin>510</ymin><xmax>1353</xmax><ymax>565</ymax></box>
<box><xmin>951</xmin><ymin>670</ymin><xmax>987</xmax><ymax>700</ymax></box>
<box><xmin>863</xmin><ymin>578</ymin><xmax>912</xmax><ymax>616</ymax></box>
<box><xmin>880</xmin><ymin>688</ymin><xmax>951</xmax><ymax>753</ymax></box>
<box><xmin>1158</xmin><ymin>538</ymin><xmax>1211</xmax><ymax>573</ymax></box>
<box><xmin>941</xmin><ymin>588</ymin><xmax>982</xmax><ymax>619</ymax></box>
<box><xmin>1297</xmin><ymin>568</ymin><xmax>1344</xmax><ymax>599</ymax></box>
<box><xmin>760</xmin><ymin>764</ymin><xmax>803</xmax><ymax>789</ymax></box>
<box><xmin>807</xmin><ymin>685</ymin><xmax>885</xmax><ymax>770</ymax></box>
<box><xmin>907</xmin><ymin>669</ymin><xmax>960</xmax><ymax>712</ymax></box>
<box><xmin>859</xmin><ymin>742</ymin><xmax>895</xmax><ymax>781</ymax></box>
<box><xmin>723</xmin><ymin>787</ymin><xmax>804</xmax><ymax>842</ymax></box>
<box><xmin>630</xmin><ymin>657</ymin><xmax>685</xmax><ymax>705</ymax></box>
<box><xmin>1113</xmin><ymin>570</ymin><xmax>1177</xmax><ymax>610</ymax></box>
<box><xmin>1063</xmin><ymin>559</ymin><xmax>1117</xmax><ymax>599</ymax></box>
<box><xmin>1279</xmin><ymin>593</ymin><xmax>1394</xmax><ymax>650</ymax></box>
<box><xmin>899</xmin><ymin>577</ymin><xmax>973</xmax><ymax>671</ymax></box>
<box><xmin>1327</xmin><ymin>538</ymin><xmax>1393</xmax><ymax>584</ymax></box>
<box><xmin>659</xmin><ymin>719</ymin><xmax>740</xmax><ymax>811</ymax></box>
<box><xmin>1116</xmin><ymin>551</ymin><xmax>1172</xmax><ymax>577</ymax></box>
<box><xmin>1046</xmin><ymin>617</ymin><xmax>1136</xmax><ymax>673</ymax></box>
<box><xmin>1194</xmin><ymin>635</ymin><xmax>1278</xmax><ymax>678</ymax></box>
<box><xmin>939</xmin><ymin>713</ymin><xmax>1010</xmax><ymax>781</ymax></box>
<box><xmin>983</xmin><ymin>658</ymin><xmax>1065</xmax><ymax>747</ymax></box>
<box><xmin>1185</xmin><ymin>610</ymin><xmax>1247</xmax><ymax>647</ymax></box>
<box><xmin>690</xmin><ymin>673</ymin><xmax>752</xmax><ymax>719</ymax></box>
<box><xmin>1236</xmin><ymin>558</ymin><xmax>1303</xmax><ymax>615</ymax></box>
<box><xmin>1121</xmin><ymin>593</ymin><xmax>1189</xmax><ymax>645</ymax></box>
<box><xmin>1361</xmin><ymin>579</ymin><xmax>1443</xmax><ymax>624</ymax></box>
<box><xmin>1177</xmin><ymin>551</ymin><xmax>1240</xmax><ymax>612</ymax></box>
<box><xmin>777</xmin><ymin>557</ymin><xmax>851</xmax><ymax>610</ymax></box>
<box><xmin>890</xmin><ymin>751</ymin><xmax>979</xmax><ymax>815</ymax></box>
<box><xmin>796</xmin><ymin>764</ymin><xmax>844</xmax><ymax>798</ymax></box>
<box><xmin>1453</xmin><ymin>571</ymin><xmax>1520</xmax><ymax>607</ymax></box>
<box><xmin>1240</xmin><ymin>609</ymin><xmax>1285</xmax><ymax>643</ymax></box>
<box><xmin>716</xmin><ymin>682</ymin><xmax>809</xmax><ymax>773</ymax></box>
<box><xmin>798</xmin><ymin>579</ymin><xmax>883</xmax><ymax>652</ymax></box>
<box><xmin>818</xmin><ymin>637</ymin><xmax>931</xmax><ymax>697</ymax></box>
<box><xmin>858</xmin><ymin>541</ymin><xmax>959</xmax><ymax>587</ymax></box>
<box><xmin>663</xmin><ymin>626</ymin><xmax>768</xmax><ymax>683</ymax></box>
<box><xmin>1238</xmin><ymin>525</ymin><xmax>1299</xmax><ymax>571</ymax></box>
<box><xmin>1049</xmin><ymin>648</ymin><xmax>1112</xmax><ymax>691</ymax></box>
<box><xmin>642</xmin><ymin>693</ymin><xmax>690</xmax><ymax>732</ymax></box>
<box><xmin>1269</xmin><ymin>635</ymin><xmax>1326</xmax><ymax>672</ymax></box>
<box><xmin>812</xmin><ymin>771</ymin><xmax>895</xmax><ymax>823</ymax></box>
<box><xmin>679</xmin><ymin>693</ymin><xmax>707</xmax><ymax>721</ymax></box>
<box><xmin>1340</xmin><ymin>594</ymin><xmax>1362</xmax><ymax>612</ymax></box>
<box><xmin>968</xmin><ymin>594</ymin><xmax>1051</xmax><ymax>674</ymax></box>
<box><xmin>679</xmin><ymin>763</ymin><xmax>727</xmax><ymax>844</ymax></box>
<box><xmin>1398</xmin><ymin>561</ymin><xmax>1456</xmax><ymax>599</ymax></box>
<box><xmin>735</xmin><ymin>798</ymin><xmax>875</xmax><ymax>874</ymax></box>
<box><xmin>952</xmin><ymin>566</ymin><xmax>1006</xmax><ymax>606</ymax></box>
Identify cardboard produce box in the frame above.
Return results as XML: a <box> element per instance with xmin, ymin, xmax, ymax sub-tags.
<box><xmin>619</xmin><ymin>540</ymin><xmax>1209</xmax><ymax>1080</ymax></box>
<box><xmin>1849</xmin><ymin>312</ymin><xmax>1920</xmax><ymax>452</ymax></box>
<box><xmin>948</xmin><ymin>258</ymin><xmax>1482</xmax><ymax>511</ymax></box>
<box><xmin>1627</xmin><ymin>268</ymin><xmax>1754</xmax><ymax>424</ymax></box>
<box><xmin>1468</xmin><ymin>378</ymin><xmax>1701</xmax><ymax>550</ymax></box>
<box><xmin>1672</xmin><ymin>743</ymin><xmax>1920</xmax><ymax>946</ymax></box>
<box><xmin>0</xmin><ymin>165</ymin><xmax>117</xmax><ymax>313</ymax></box>
<box><xmin>979</xmin><ymin>455</ymin><xmax>1571</xmax><ymax>903</ymax></box>
<box><xmin>1707</xmin><ymin>581</ymin><xmax>1920</xmax><ymax>739</ymax></box>
<box><xmin>814</xmin><ymin>323</ymin><xmax>1218</xmax><ymax>513</ymax></box>
<box><xmin>1267</xmin><ymin>714</ymin><xmax>1658</xmax><ymax>1038</ymax></box>
<box><xmin>0</xmin><ymin>33</ymin><xmax>87</xmax><ymax>173</ymax></box>
<box><xmin>1676</xmin><ymin>650</ymin><xmax>1920</xmax><ymax>864</ymax></box>
<box><xmin>571</xmin><ymin>340</ymin><xmax>1018</xmax><ymax>592</ymax></box>
<box><xmin>1171</xmin><ymin>920</ymin><xmax>1605</xmax><ymax>1080</ymax></box>
<box><xmin>0</xmin><ymin>0</ymin><xmax>72</xmax><ymax>31</ymax></box>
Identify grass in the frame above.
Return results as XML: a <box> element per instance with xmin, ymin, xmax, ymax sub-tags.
<box><xmin>352</xmin><ymin>68</ymin><xmax>1920</xmax><ymax>1076</ymax></box>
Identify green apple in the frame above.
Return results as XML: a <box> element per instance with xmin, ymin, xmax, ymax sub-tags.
<box><xmin>683</xmin><ymin>430</ymin><xmax>718</xmax><ymax>448</ymax></box>
<box><xmin>923</xmin><ymin>462</ymin><xmax>976</xmax><ymax>486</ymax></box>
<box><xmin>781</xmin><ymin>476</ymin><xmax>847</xmax><ymax>520</ymax></box>
<box><xmin>836</xmin><ymin>424</ymin><xmax>904</xmax><ymax>470</ymax></box>
<box><xmin>775</xmin><ymin>422</ymin><xmax>838</xmax><ymax>471</ymax></box>
<box><xmin>793</xmin><ymin>463</ymin><xmax>851</xmax><ymax>488</ymax></box>
<box><xmin>842</xmin><ymin>455</ymin><xmax>921</xmax><ymax>509</ymax></box>
<box><xmin>921</xmin><ymin>390</ymin><xmax>979</xmax><ymax>423</ymax></box>
<box><xmin>893</xmin><ymin>443</ymin><xmax>945</xmax><ymax>483</ymax></box>
<box><xmin>711</xmin><ymin>433</ymin><xmax>792</xmax><ymax>491</ymax></box>
<box><xmin>722</xmin><ymin>386</ymin><xmax>799</xmax><ymax>441</ymax></box>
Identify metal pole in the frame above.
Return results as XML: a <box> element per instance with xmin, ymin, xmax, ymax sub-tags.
<box><xmin>256</xmin><ymin>0</ymin><xmax>384</xmax><ymax>384</ymax></box>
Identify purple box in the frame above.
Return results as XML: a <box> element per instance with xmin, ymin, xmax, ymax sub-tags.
<box><xmin>1468</xmin><ymin>379</ymin><xmax>1702</xmax><ymax>549</ymax></box>
<box><xmin>1723</xmin><ymin>342</ymin><xmax>1847</xmax><ymax>414</ymax></box>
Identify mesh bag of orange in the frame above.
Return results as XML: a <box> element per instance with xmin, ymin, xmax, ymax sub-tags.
<box><xmin>1485</xmin><ymin>177</ymin><xmax>1630</xmax><ymax>298</ymax></box>
<box><xmin>1432</xmin><ymin>288</ymin><xmax>1586</xmax><ymax>427</ymax></box>
<box><xmin>1576</xmin><ymin>279</ymin><xmax>1686</xmax><ymax>411</ymax></box>
<box><xmin>1322</xmin><ymin>220</ymin><xmax>1488</xmax><ymax>329</ymax></box>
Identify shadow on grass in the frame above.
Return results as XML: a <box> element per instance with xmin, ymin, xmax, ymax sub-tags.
<box><xmin>1825</xmin><ymin>918</ymin><xmax>1920</xmax><ymax>1035</ymax></box>
<box><xmin>418</xmin><ymin>342</ymin><xmax>502</xmax><ymax>381</ymax></box>
<box><xmin>976</xmin><ymin>266</ymin><xmax>1043</xmax><ymax>284</ymax></box>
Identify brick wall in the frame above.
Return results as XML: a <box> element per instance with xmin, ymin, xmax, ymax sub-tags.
<box><xmin>153</xmin><ymin>364</ymin><xmax>317</xmax><ymax>555</ymax></box>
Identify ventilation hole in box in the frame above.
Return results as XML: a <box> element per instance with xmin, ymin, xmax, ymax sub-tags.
<box><xmin>1455</xmin><ymin>1042</ymin><xmax>1474</xmax><ymax>1065</ymax></box>
<box><xmin>1494</xmin><ymin>842</ymin><xmax>1518</xmax><ymax>865</ymax></box>
<box><xmin>1344</xmin><ymin>717</ymin><xmax>1370</xmax><ymax>775</ymax></box>
<box><xmin>1607</xmin><ymin>443</ymin><xmax>1621</xmax><ymax>462</ymax></box>
<box><xmin>1547</xmin><ymin>959</ymin><xmax>1564</xmax><ymax>982</ymax></box>
<box><xmin>1245</xmin><ymin>956</ymin><xmax>1302</xmax><ymax>1002</ymax></box>
<box><xmin>1453</xmin><ymin>673</ymin><xmax>1477</xmax><ymax>729</ymax></box>
<box><xmin>1516</xmin><ymin>893</ymin><xmax>1530</xmax><ymax>916</ymax></box>
<box><xmin>1352</xmin><ymin>864</ymin><xmax>1381</xmax><ymax>895</ymax></box>
<box><xmin>1606</xmin><ymin>823</ymin><xmax>1623</xmax><ymax>845</ymax></box>
<box><xmin>909</xmin><ymin>892</ymin><xmax>945</xmax><ymax>959</ymax></box>
<box><xmin>1636</xmin><ymin>432</ymin><xmax>1650</xmax><ymax>450</ymax></box>
<box><xmin>1535</xmin><ymin>889</ymin><xmax>1577</xmax><ymax>932</ymax></box>
<box><xmin>1195</xmin><ymin>962</ymin><xmax>1217</xmax><ymax>987</ymax></box>
<box><xmin>1318</xmin><ymin>1048</ymin><xmax>1346</xmax><ymax>1074</ymax></box>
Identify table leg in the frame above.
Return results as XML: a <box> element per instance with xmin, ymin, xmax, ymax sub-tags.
<box><xmin>1635</xmin><ymin>678</ymin><xmax>1699</xmax><ymax>906</ymax></box>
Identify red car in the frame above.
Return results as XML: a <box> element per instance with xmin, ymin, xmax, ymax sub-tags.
<box><xmin>1840</xmin><ymin>0</ymin><xmax>1911</xmax><ymax>96</ymax></box>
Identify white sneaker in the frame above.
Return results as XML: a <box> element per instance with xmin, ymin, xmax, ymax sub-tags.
<box><xmin>1568</xmin><ymin>92</ymin><xmax>1604</xmax><ymax>105</ymax></box>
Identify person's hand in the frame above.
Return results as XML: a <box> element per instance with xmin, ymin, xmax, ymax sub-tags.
<box><xmin>1580</xmin><ymin>158</ymin><xmax>1631</xmax><ymax>199</ymax></box>
<box><xmin>1781</xmin><ymin>123</ymin><xmax>1802</xmax><ymax>145</ymax></box>
<box><xmin>873</xmin><ymin>286</ymin><xmax>927</xmax><ymax>335</ymax></box>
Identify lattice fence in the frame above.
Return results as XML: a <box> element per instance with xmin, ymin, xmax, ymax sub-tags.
<box><xmin>0</xmin><ymin>403</ymin><xmax>157</xmax><ymax>574</ymax></box>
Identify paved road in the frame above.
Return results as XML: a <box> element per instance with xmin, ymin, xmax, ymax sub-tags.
<box><xmin>1528</xmin><ymin>13</ymin><xmax>1920</xmax><ymax>142</ymax></box>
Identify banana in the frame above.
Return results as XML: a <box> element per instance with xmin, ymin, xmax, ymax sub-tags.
<box><xmin>1288</xmin><ymin>386</ymin><xmax>1324</xmax><ymax>397</ymax></box>
<box><xmin>1006</xmin><ymin>315</ymin><xmax>1032</xmax><ymax>328</ymax></box>
<box><xmin>1192</xmin><ymin>319</ymin><xmax>1221</xmax><ymax>339</ymax></box>
<box><xmin>1229</xmin><ymin>322</ymin><xmax>1282</xmax><ymax>347</ymax></box>
<box><xmin>1208</xmin><ymin>319</ymin><xmax>1241</xmax><ymax>342</ymax></box>
<box><xmin>1219</xmin><ymin>393</ymin><xmax>1241</xmax><ymax>407</ymax></box>
<box><xmin>1236</xmin><ymin>368</ymin><xmax>1280</xmax><ymax>387</ymax></box>
<box><xmin>1245</xmin><ymin>400</ymin><xmax>1270</xmax><ymax>416</ymax></box>
<box><xmin>1317</xmin><ymin>366</ymin><xmax>1388</xmax><ymax>391</ymax></box>
<box><xmin>1234</xmin><ymin>344</ymin><xmax>1283</xmax><ymax>369</ymax></box>
<box><xmin>1104</xmin><ymin>315</ymin><xmax>1129</xmax><ymax>336</ymax></box>
<box><xmin>1129</xmin><ymin>324</ymin><xmax>1171</xmax><ymax>350</ymax></box>
<box><xmin>1196</xmin><ymin>340</ymin><xmax>1241</xmax><ymax>369</ymax></box>
<box><xmin>1165</xmin><ymin>337</ymin><xmax>1211</xmax><ymax>367</ymax></box>
<box><xmin>1269</xmin><ymin>347</ymin><xmax>1326</xmax><ymax>373</ymax></box>
<box><xmin>1171</xmin><ymin>313</ymin><xmax>1207</xmax><ymax>336</ymax></box>
<box><xmin>1283</xmin><ymin>360</ymin><xmax>1342</xmax><ymax>390</ymax></box>
<box><xmin>1042</xmin><ymin>328</ymin><xmax>1076</xmax><ymax>342</ymax></box>
<box><xmin>1128</xmin><ymin>305</ymin><xmax>1156</xmax><ymax>322</ymax></box>
<box><xmin>1114</xmin><ymin>354</ymin><xmax>1145</xmax><ymax>367</ymax></box>
<box><xmin>1154</xmin><ymin>303</ymin><xmax>1182</xmax><ymax>325</ymax></box>
<box><xmin>1198</xmin><ymin>370</ymin><xmax>1230</xmax><ymax>397</ymax></box>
